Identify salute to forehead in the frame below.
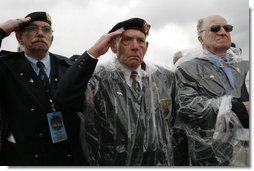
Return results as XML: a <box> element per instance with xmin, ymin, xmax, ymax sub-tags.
<box><xmin>18</xmin><ymin>11</ymin><xmax>52</xmax><ymax>30</ymax></box>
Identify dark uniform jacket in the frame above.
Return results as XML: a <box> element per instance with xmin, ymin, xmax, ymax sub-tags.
<box><xmin>174</xmin><ymin>55</ymin><xmax>249</xmax><ymax>166</ymax></box>
<box><xmin>0</xmin><ymin>29</ymin><xmax>87</xmax><ymax>166</ymax></box>
<box><xmin>55</xmin><ymin>54</ymin><xmax>175</xmax><ymax>166</ymax></box>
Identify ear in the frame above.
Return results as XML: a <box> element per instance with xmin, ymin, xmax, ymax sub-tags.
<box><xmin>110</xmin><ymin>39</ymin><xmax>117</xmax><ymax>53</ymax></box>
<box><xmin>51</xmin><ymin>35</ymin><xmax>54</xmax><ymax>44</ymax></box>
<box><xmin>144</xmin><ymin>41</ymin><xmax>149</xmax><ymax>54</ymax></box>
<box><xmin>198</xmin><ymin>35</ymin><xmax>203</xmax><ymax>44</ymax></box>
<box><xmin>15</xmin><ymin>31</ymin><xmax>24</xmax><ymax>45</ymax></box>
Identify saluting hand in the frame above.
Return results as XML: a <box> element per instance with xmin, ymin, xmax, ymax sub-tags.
<box><xmin>0</xmin><ymin>17</ymin><xmax>31</xmax><ymax>36</ymax></box>
<box><xmin>87</xmin><ymin>28</ymin><xmax>124</xmax><ymax>58</ymax></box>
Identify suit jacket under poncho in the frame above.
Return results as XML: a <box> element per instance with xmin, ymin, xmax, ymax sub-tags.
<box><xmin>55</xmin><ymin>53</ymin><xmax>176</xmax><ymax>166</ymax></box>
<box><xmin>174</xmin><ymin>52</ymin><xmax>249</xmax><ymax>166</ymax></box>
<box><xmin>84</xmin><ymin>61</ymin><xmax>175</xmax><ymax>166</ymax></box>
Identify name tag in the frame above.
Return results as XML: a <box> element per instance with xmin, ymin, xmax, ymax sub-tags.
<box><xmin>47</xmin><ymin>112</ymin><xmax>67</xmax><ymax>143</ymax></box>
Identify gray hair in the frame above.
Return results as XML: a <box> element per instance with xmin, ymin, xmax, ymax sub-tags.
<box><xmin>197</xmin><ymin>18</ymin><xmax>205</xmax><ymax>36</ymax></box>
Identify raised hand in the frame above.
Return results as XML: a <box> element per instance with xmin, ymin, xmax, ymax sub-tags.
<box><xmin>87</xmin><ymin>28</ymin><xmax>124</xmax><ymax>58</ymax></box>
<box><xmin>0</xmin><ymin>17</ymin><xmax>31</xmax><ymax>36</ymax></box>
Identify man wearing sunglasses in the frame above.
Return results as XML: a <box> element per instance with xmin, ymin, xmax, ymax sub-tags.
<box><xmin>174</xmin><ymin>15</ymin><xmax>249</xmax><ymax>166</ymax></box>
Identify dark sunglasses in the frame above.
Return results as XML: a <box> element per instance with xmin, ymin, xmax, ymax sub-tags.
<box><xmin>199</xmin><ymin>24</ymin><xmax>233</xmax><ymax>34</ymax></box>
<box><xmin>210</xmin><ymin>24</ymin><xmax>233</xmax><ymax>32</ymax></box>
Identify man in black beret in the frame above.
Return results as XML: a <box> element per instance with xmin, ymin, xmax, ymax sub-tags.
<box><xmin>0</xmin><ymin>11</ymin><xmax>88</xmax><ymax>165</ymax></box>
<box><xmin>55</xmin><ymin>18</ymin><xmax>176</xmax><ymax>165</ymax></box>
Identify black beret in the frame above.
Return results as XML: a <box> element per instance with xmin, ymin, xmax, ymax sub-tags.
<box><xmin>19</xmin><ymin>11</ymin><xmax>52</xmax><ymax>30</ymax></box>
<box><xmin>108</xmin><ymin>18</ymin><xmax>151</xmax><ymax>36</ymax></box>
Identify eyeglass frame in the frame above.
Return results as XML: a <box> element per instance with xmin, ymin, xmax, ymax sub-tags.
<box><xmin>23</xmin><ymin>24</ymin><xmax>54</xmax><ymax>34</ymax></box>
<box><xmin>199</xmin><ymin>24</ymin><xmax>233</xmax><ymax>34</ymax></box>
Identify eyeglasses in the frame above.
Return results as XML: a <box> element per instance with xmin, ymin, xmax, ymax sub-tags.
<box><xmin>210</xmin><ymin>25</ymin><xmax>233</xmax><ymax>32</ymax></box>
<box><xmin>199</xmin><ymin>24</ymin><xmax>233</xmax><ymax>34</ymax></box>
<box><xmin>24</xmin><ymin>25</ymin><xmax>54</xmax><ymax>34</ymax></box>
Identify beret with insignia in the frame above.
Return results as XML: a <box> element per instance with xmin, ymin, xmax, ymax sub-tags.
<box><xmin>19</xmin><ymin>11</ymin><xmax>52</xmax><ymax>30</ymax></box>
<box><xmin>108</xmin><ymin>18</ymin><xmax>151</xmax><ymax>36</ymax></box>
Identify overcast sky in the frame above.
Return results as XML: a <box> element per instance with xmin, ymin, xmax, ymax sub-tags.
<box><xmin>0</xmin><ymin>1</ymin><xmax>252</xmax><ymax>170</ymax></box>
<box><xmin>0</xmin><ymin>0</ymin><xmax>250</xmax><ymax>68</ymax></box>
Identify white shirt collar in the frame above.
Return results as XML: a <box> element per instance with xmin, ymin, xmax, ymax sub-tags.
<box><xmin>115</xmin><ymin>60</ymin><xmax>142</xmax><ymax>87</ymax></box>
<box><xmin>25</xmin><ymin>53</ymin><xmax>51</xmax><ymax>77</ymax></box>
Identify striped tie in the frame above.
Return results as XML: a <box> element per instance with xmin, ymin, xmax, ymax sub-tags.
<box><xmin>37</xmin><ymin>61</ymin><xmax>49</xmax><ymax>91</ymax></box>
<box><xmin>130</xmin><ymin>71</ymin><xmax>141</xmax><ymax>97</ymax></box>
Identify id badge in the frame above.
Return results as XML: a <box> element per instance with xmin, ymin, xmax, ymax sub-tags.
<box><xmin>47</xmin><ymin>112</ymin><xmax>67</xmax><ymax>143</ymax></box>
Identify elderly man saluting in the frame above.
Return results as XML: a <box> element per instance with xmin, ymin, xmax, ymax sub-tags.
<box><xmin>55</xmin><ymin>18</ymin><xmax>176</xmax><ymax>166</ymax></box>
<box><xmin>0</xmin><ymin>12</ymin><xmax>87</xmax><ymax>166</ymax></box>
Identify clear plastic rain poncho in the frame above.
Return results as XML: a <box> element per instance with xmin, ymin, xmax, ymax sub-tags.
<box><xmin>174</xmin><ymin>47</ymin><xmax>249</xmax><ymax>166</ymax></box>
<box><xmin>78</xmin><ymin>57</ymin><xmax>175</xmax><ymax>166</ymax></box>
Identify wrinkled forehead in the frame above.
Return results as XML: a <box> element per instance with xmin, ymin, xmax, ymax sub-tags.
<box><xmin>122</xmin><ymin>29</ymin><xmax>146</xmax><ymax>38</ymax></box>
<box><xmin>203</xmin><ymin>15</ymin><xmax>228</xmax><ymax>27</ymax></box>
<box><xmin>27</xmin><ymin>20</ymin><xmax>52</xmax><ymax>27</ymax></box>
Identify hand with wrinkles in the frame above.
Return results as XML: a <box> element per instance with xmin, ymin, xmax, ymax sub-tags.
<box><xmin>87</xmin><ymin>28</ymin><xmax>124</xmax><ymax>58</ymax></box>
<box><xmin>0</xmin><ymin>17</ymin><xmax>31</xmax><ymax>36</ymax></box>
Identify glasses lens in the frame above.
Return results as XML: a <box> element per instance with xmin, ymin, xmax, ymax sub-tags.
<box><xmin>24</xmin><ymin>25</ymin><xmax>37</xmax><ymax>31</ymax></box>
<box><xmin>210</xmin><ymin>25</ymin><xmax>221</xmax><ymax>32</ymax></box>
<box><xmin>42</xmin><ymin>26</ymin><xmax>53</xmax><ymax>34</ymax></box>
<box><xmin>223</xmin><ymin>25</ymin><xmax>233</xmax><ymax>32</ymax></box>
<box><xmin>210</xmin><ymin>25</ymin><xmax>233</xmax><ymax>33</ymax></box>
<box><xmin>24</xmin><ymin>25</ymin><xmax>53</xmax><ymax>34</ymax></box>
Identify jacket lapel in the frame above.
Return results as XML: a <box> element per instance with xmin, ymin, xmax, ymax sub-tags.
<box><xmin>48</xmin><ymin>53</ymin><xmax>72</xmax><ymax>98</ymax></box>
<box><xmin>6</xmin><ymin>54</ymin><xmax>49</xmax><ymax>109</ymax></box>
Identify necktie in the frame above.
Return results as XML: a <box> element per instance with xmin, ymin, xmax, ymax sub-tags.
<box><xmin>37</xmin><ymin>61</ymin><xmax>50</xmax><ymax>91</ymax></box>
<box><xmin>219</xmin><ymin>59</ymin><xmax>234</xmax><ymax>88</ymax></box>
<box><xmin>130</xmin><ymin>71</ymin><xmax>141</xmax><ymax>97</ymax></box>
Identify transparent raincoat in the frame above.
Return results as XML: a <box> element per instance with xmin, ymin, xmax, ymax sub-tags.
<box><xmin>174</xmin><ymin>48</ymin><xmax>249</xmax><ymax>166</ymax></box>
<box><xmin>79</xmin><ymin>58</ymin><xmax>175</xmax><ymax>166</ymax></box>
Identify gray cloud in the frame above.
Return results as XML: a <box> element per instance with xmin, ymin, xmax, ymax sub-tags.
<box><xmin>0</xmin><ymin>0</ymin><xmax>250</xmax><ymax>67</ymax></box>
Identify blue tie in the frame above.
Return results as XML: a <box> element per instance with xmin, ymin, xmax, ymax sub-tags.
<box><xmin>37</xmin><ymin>61</ymin><xmax>50</xmax><ymax>91</ymax></box>
<box><xmin>219</xmin><ymin>59</ymin><xmax>234</xmax><ymax>88</ymax></box>
<box><xmin>206</xmin><ymin>52</ymin><xmax>235</xmax><ymax>88</ymax></box>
